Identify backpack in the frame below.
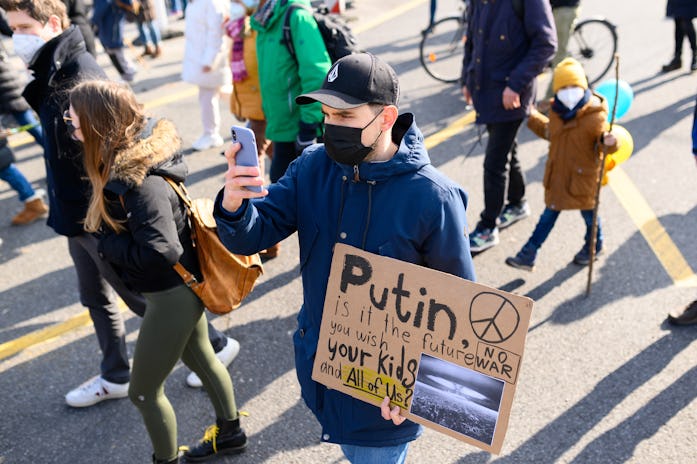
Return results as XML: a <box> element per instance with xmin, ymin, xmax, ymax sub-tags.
<box><xmin>281</xmin><ymin>0</ymin><xmax>362</xmax><ymax>63</ymax></box>
<box><xmin>114</xmin><ymin>0</ymin><xmax>141</xmax><ymax>23</ymax></box>
<box><xmin>164</xmin><ymin>179</ymin><xmax>263</xmax><ymax>315</ymax></box>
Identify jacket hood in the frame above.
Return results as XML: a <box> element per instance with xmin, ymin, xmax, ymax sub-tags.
<box><xmin>335</xmin><ymin>113</ymin><xmax>430</xmax><ymax>182</ymax></box>
<box><xmin>29</xmin><ymin>26</ymin><xmax>85</xmax><ymax>78</ymax></box>
<box><xmin>110</xmin><ymin>118</ymin><xmax>185</xmax><ymax>188</ymax></box>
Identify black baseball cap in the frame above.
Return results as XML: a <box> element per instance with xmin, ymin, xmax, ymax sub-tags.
<box><xmin>296</xmin><ymin>52</ymin><xmax>400</xmax><ymax>109</ymax></box>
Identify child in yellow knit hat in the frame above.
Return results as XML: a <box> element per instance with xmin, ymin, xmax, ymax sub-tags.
<box><xmin>505</xmin><ymin>57</ymin><xmax>619</xmax><ymax>271</ymax></box>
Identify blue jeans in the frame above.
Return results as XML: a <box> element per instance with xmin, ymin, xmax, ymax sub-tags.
<box><xmin>0</xmin><ymin>164</ymin><xmax>35</xmax><ymax>202</ymax></box>
<box><xmin>137</xmin><ymin>20</ymin><xmax>161</xmax><ymax>46</ymax></box>
<box><xmin>526</xmin><ymin>207</ymin><xmax>603</xmax><ymax>251</ymax></box>
<box><xmin>11</xmin><ymin>109</ymin><xmax>43</xmax><ymax>147</ymax></box>
<box><xmin>340</xmin><ymin>443</ymin><xmax>410</xmax><ymax>464</ymax></box>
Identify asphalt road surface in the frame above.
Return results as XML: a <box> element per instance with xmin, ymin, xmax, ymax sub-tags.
<box><xmin>1</xmin><ymin>0</ymin><xmax>696</xmax><ymax>463</ymax></box>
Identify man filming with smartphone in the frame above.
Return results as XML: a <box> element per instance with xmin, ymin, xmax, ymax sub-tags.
<box><xmin>213</xmin><ymin>52</ymin><xmax>476</xmax><ymax>464</ymax></box>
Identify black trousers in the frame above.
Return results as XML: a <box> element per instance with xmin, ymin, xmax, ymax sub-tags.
<box><xmin>479</xmin><ymin>118</ymin><xmax>526</xmax><ymax>230</ymax></box>
<box><xmin>674</xmin><ymin>17</ymin><xmax>697</xmax><ymax>56</ymax></box>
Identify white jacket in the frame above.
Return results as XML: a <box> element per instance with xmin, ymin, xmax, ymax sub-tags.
<box><xmin>181</xmin><ymin>0</ymin><xmax>232</xmax><ymax>88</ymax></box>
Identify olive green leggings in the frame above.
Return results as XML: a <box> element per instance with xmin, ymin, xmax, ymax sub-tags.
<box><xmin>129</xmin><ymin>284</ymin><xmax>237</xmax><ymax>461</ymax></box>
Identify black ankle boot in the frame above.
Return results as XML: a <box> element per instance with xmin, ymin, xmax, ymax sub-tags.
<box><xmin>152</xmin><ymin>453</ymin><xmax>179</xmax><ymax>464</ymax></box>
<box><xmin>691</xmin><ymin>53</ymin><xmax>697</xmax><ymax>71</ymax></box>
<box><xmin>183</xmin><ymin>417</ymin><xmax>247</xmax><ymax>462</ymax></box>
<box><xmin>661</xmin><ymin>57</ymin><xmax>682</xmax><ymax>73</ymax></box>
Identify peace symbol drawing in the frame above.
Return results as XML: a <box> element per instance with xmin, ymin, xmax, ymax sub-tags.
<box><xmin>469</xmin><ymin>292</ymin><xmax>520</xmax><ymax>343</ymax></box>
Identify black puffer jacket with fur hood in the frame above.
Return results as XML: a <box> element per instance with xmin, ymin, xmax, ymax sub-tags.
<box><xmin>98</xmin><ymin>118</ymin><xmax>202</xmax><ymax>293</ymax></box>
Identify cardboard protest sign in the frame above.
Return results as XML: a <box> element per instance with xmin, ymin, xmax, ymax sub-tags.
<box><xmin>312</xmin><ymin>244</ymin><xmax>533</xmax><ymax>454</ymax></box>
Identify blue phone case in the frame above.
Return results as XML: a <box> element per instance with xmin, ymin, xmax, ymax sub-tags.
<box><xmin>231</xmin><ymin>126</ymin><xmax>262</xmax><ymax>193</ymax></box>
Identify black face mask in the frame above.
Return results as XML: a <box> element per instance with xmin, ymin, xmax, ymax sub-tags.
<box><xmin>324</xmin><ymin>110</ymin><xmax>383</xmax><ymax>166</ymax></box>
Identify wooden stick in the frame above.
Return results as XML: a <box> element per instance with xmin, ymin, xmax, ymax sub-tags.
<box><xmin>586</xmin><ymin>54</ymin><xmax>620</xmax><ymax>296</ymax></box>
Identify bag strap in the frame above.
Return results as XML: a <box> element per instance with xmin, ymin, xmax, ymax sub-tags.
<box><xmin>282</xmin><ymin>2</ymin><xmax>310</xmax><ymax>64</ymax></box>
<box><xmin>161</xmin><ymin>177</ymin><xmax>203</xmax><ymax>289</ymax></box>
<box><xmin>173</xmin><ymin>261</ymin><xmax>200</xmax><ymax>288</ymax></box>
<box><xmin>164</xmin><ymin>177</ymin><xmax>193</xmax><ymax>209</ymax></box>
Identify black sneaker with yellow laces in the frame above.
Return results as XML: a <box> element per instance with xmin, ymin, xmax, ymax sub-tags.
<box><xmin>183</xmin><ymin>417</ymin><xmax>247</xmax><ymax>462</ymax></box>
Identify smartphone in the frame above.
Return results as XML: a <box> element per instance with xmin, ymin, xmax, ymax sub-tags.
<box><xmin>230</xmin><ymin>125</ymin><xmax>262</xmax><ymax>193</ymax></box>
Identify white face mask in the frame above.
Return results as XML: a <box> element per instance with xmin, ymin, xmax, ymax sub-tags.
<box><xmin>241</xmin><ymin>0</ymin><xmax>259</xmax><ymax>9</ymax></box>
<box><xmin>12</xmin><ymin>33</ymin><xmax>45</xmax><ymax>65</ymax></box>
<box><xmin>556</xmin><ymin>86</ymin><xmax>586</xmax><ymax>110</ymax></box>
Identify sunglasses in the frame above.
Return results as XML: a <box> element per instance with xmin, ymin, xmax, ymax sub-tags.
<box><xmin>62</xmin><ymin>109</ymin><xmax>79</xmax><ymax>131</ymax></box>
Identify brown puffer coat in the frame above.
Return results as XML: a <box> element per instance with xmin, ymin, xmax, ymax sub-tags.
<box><xmin>528</xmin><ymin>93</ymin><xmax>619</xmax><ymax>211</ymax></box>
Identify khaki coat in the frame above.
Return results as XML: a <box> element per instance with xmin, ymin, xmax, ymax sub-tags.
<box><xmin>528</xmin><ymin>93</ymin><xmax>619</xmax><ymax>211</ymax></box>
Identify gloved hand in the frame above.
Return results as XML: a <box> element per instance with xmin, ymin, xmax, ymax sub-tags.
<box><xmin>295</xmin><ymin>121</ymin><xmax>319</xmax><ymax>155</ymax></box>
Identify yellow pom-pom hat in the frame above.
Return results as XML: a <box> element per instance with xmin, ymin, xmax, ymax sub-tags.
<box><xmin>552</xmin><ymin>57</ymin><xmax>588</xmax><ymax>93</ymax></box>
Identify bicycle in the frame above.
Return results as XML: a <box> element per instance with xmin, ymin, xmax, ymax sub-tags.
<box><xmin>419</xmin><ymin>4</ymin><xmax>618</xmax><ymax>87</ymax></box>
<box><xmin>419</xmin><ymin>1</ymin><xmax>468</xmax><ymax>84</ymax></box>
<box><xmin>567</xmin><ymin>17</ymin><xmax>617</xmax><ymax>86</ymax></box>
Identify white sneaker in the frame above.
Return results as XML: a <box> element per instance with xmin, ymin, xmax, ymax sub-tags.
<box><xmin>186</xmin><ymin>337</ymin><xmax>240</xmax><ymax>388</ymax></box>
<box><xmin>191</xmin><ymin>133</ymin><xmax>224</xmax><ymax>151</ymax></box>
<box><xmin>65</xmin><ymin>376</ymin><xmax>129</xmax><ymax>408</ymax></box>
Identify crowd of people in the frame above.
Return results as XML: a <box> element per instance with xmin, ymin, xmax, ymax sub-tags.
<box><xmin>0</xmin><ymin>0</ymin><xmax>696</xmax><ymax>463</ymax></box>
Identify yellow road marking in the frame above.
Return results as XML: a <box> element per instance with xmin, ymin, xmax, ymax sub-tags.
<box><xmin>0</xmin><ymin>311</ymin><xmax>93</xmax><ymax>360</ymax></box>
<box><xmin>424</xmin><ymin>111</ymin><xmax>476</xmax><ymax>149</ymax></box>
<box><xmin>608</xmin><ymin>168</ymin><xmax>697</xmax><ymax>287</ymax></box>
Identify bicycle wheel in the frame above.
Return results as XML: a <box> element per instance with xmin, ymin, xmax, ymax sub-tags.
<box><xmin>419</xmin><ymin>16</ymin><xmax>467</xmax><ymax>84</ymax></box>
<box><xmin>568</xmin><ymin>18</ymin><xmax>617</xmax><ymax>86</ymax></box>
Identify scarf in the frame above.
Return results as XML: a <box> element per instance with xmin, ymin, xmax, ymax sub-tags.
<box><xmin>226</xmin><ymin>17</ymin><xmax>248</xmax><ymax>82</ymax></box>
<box><xmin>253</xmin><ymin>0</ymin><xmax>278</xmax><ymax>27</ymax></box>
<box><xmin>552</xmin><ymin>88</ymin><xmax>592</xmax><ymax>121</ymax></box>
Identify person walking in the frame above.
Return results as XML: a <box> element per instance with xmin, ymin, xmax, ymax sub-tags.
<box><xmin>661</xmin><ymin>0</ymin><xmax>697</xmax><ymax>72</ymax></box>
<box><xmin>182</xmin><ymin>0</ymin><xmax>231</xmax><ymax>151</ymax></box>
<box><xmin>225</xmin><ymin>0</ymin><xmax>278</xmax><ymax>258</ymax></box>
<box><xmin>213</xmin><ymin>52</ymin><xmax>476</xmax><ymax>464</ymax></box>
<box><xmin>1</xmin><ymin>0</ymin><xmax>239</xmax><ymax>408</ymax></box>
<box><xmin>251</xmin><ymin>0</ymin><xmax>331</xmax><ymax>183</ymax></box>
<box><xmin>505</xmin><ymin>58</ymin><xmax>618</xmax><ymax>271</ymax></box>
<box><xmin>461</xmin><ymin>0</ymin><xmax>556</xmax><ymax>252</ymax></box>
<box><xmin>69</xmin><ymin>79</ymin><xmax>246</xmax><ymax>464</ymax></box>
<box><xmin>91</xmin><ymin>0</ymin><xmax>138</xmax><ymax>82</ymax></box>
<box><xmin>136</xmin><ymin>0</ymin><xmax>163</xmax><ymax>58</ymax></box>
<box><xmin>0</xmin><ymin>7</ymin><xmax>43</xmax><ymax>146</ymax></box>
<box><xmin>0</xmin><ymin>125</ymin><xmax>48</xmax><ymax>225</ymax></box>
<box><xmin>666</xmin><ymin>94</ymin><xmax>697</xmax><ymax>326</ymax></box>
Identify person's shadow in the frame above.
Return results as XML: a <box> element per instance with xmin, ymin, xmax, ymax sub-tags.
<box><xmin>491</xmin><ymin>330</ymin><xmax>697</xmax><ymax>464</ymax></box>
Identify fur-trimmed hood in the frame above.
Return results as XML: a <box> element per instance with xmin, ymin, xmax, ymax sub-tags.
<box><xmin>110</xmin><ymin>118</ymin><xmax>185</xmax><ymax>188</ymax></box>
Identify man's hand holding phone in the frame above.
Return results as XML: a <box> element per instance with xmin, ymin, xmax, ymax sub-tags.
<box><xmin>222</xmin><ymin>139</ymin><xmax>267</xmax><ymax>214</ymax></box>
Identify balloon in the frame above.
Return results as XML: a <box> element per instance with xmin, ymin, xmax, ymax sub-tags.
<box><xmin>601</xmin><ymin>155</ymin><xmax>615</xmax><ymax>185</ymax></box>
<box><xmin>610</xmin><ymin>125</ymin><xmax>634</xmax><ymax>165</ymax></box>
<box><xmin>595</xmin><ymin>79</ymin><xmax>634</xmax><ymax>122</ymax></box>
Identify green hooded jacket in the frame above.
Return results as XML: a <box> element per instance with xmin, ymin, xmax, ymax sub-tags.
<box><xmin>251</xmin><ymin>0</ymin><xmax>331</xmax><ymax>142</ymax></box>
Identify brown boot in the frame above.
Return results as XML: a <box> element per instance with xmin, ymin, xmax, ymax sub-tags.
<box><xmin>259</xmin><ymin>242</ymin><xmax>280</xmax><ymax>260</ymax></box>
<box><xmin>11</xmin><ymin>198</ymin><xmax>48</xmax><ymax>225</ymax></box>
<box><xmin>141</xmin><ymin>44</ymin><xmax>155</xmax><ymax>57</ymax></box>
<box><xmin>151</xmin><ymin>45</ymin><xmax>162</xmax><ymax>58</ymax></box>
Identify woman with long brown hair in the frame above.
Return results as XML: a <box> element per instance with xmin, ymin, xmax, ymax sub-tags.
<box><xmin>68</xmin><ymin>79</ymin><xmax>247</xmax><ymax>463</ymax></box>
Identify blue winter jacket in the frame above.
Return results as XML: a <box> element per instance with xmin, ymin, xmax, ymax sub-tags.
<box><xmin>461</xmin><ymin>0</ymin><xmax>556</xmax><ymax>124</ymax></box>
<box><xmin>91</xmin><ymin>0</ymin><xmax>126</xmax><ymax>49</ymax></box>
<box><xmin>214</xmin><ymin>113</ymin><xmax>476</xmax><ymax>446</ymax></box>
<box><xmin>667</xmin><ymin>0</ymin><xmax>697</xmax><ymax>19</ymax></box>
